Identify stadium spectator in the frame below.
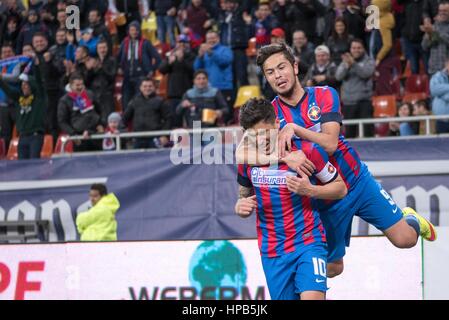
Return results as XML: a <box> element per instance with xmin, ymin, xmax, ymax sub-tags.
<box><xmin>150</xmin><ymin>0</ymin><xmax>178</xmax><ymax>48</ymax></box>
<box><xmin>40</xmin><ymin>0</ymin><xmax>58</xmax><ymax>37</ymax></box>
<box><xmin>48</xmin><ymin>28</ymin><xmax>68</xmax><ymax>72</ymax></box>
<box><xmin>423</xmin><ymin>0</ymin><xmax>442</xmax><ymax>24</ymax></box>
<box><xmin>55</xmin><ymin>9</ymin><xmax>68</xmax><ymax>31</ymax></box>
<box><xmin>219</xmin><ymin>0</ymin><xmax>251</xmax><ymax>87</ymax></box>
<box><xmin>270</xmin><ymin>27</ymin><xmax>286</xmax><ymax>45</ymax></box>
<box><xmin>0</xmin><ymin>43</ymin><xmax>20</xmax><ymax>150</ymax></box>
<box><xmin>76</xmin><ymin>183</ymin><xmax>120</xmax><ymax>242</ymax></box>
<box><xmin>370</xmin><ymin>0</ymin><xmax>399</xmax><ymax>96</ymax></box>
<box><xmin>324</xmin><ymin>0</ymin><xmax>365</xmax><ymax>42</ymax></box>
<box><xmin>159</xmin><ymin>34</ymin><xmax>196</xmax><ymax>128</ymax></box>
<box><xmin>292</xmin><ymin>30</ymin><xmax>315</xmax><ymax>71</ymax></box>
<box><xmin>176</xmin><ymin>69</ymin><xmax>228</xmax><ymax>128</ymax></box>
<box><xmin>88</xmin><ymin>8</ymin><xmax>113</xmax><ymax>51</ymax></box>
<box><xmin>389</xmin><ymin>102</ymin><xmax>418</xmax><ymax>136</ymax></box>
<box><xmin>194</xmin><ymin>30</ymin><xmax>234</xmax><ymax>118</ymax></box>
<box><xmin>273</xmin><ymin>0</ymin><xmax>326</xmax><ymax>45</ymax></box>
<box><xmin>251</xmin><ymin>1</ymin><xmax>279</xmax><ymax>48</ymax></box>
<box><xmin>87</xmin><ymin>40</ymin><xmax>118</xmax><ymax>125</ymax></box>
<box><xmin>326</xmin><ymin>17</ymin><xmax>354</xmax><ymax>66</ymax></box>
<box><xmin>57</xmin><ymin>73</ymin><xmax>104</xmax><ymax>152</ymax></box>
<box><xmin>413</xmin><ymin>99</ymin><xmax>436</xmax><ymax>134</ymax></box>
<box><xmin>103</xmin><ymin>112</ymin><xmax>125</xmax><ymax>151</ymax></box>
<box><xmin>0</xmin><ymin>58</ymin><xmax>46</xmax><ymax>159</ymax></box>
<box><xmin>2</xmin><ymin>15</ymin><xmax>20</xmax><ymax>49</ymax></box>
<box><xmin>303</xmin><ymin>45</ymin><xmax>339</xmax><ymax>89</ymax></box>
<box><xmin>183</xmin><ymin>0</ymin><xmax>213</xmax><ymax>45</ymax></box>
<box><xmin>122</xmin><ymin>77</ymin><xmax>172</xmax><ymax>149</ymax></box>
<box><xmin>336</xmin><ymin>39</ymin><xmax>375</xmax><ymax>138</ymax></box>
<box><xmin>118</xmin><ymin>20</ymin><xmax>162</xmax><ymax>111</ymax></box>
<box><xmin>422</xmin><ymin>1</ymin><xmax>449</xmax><ymax>75</ymax></box>
<box><xmin>430</xmin><ymin>55</ymin><xmax>449</xmax><ymax>133</ymax></box>
<box><xmin>32</xmin><ymin>32</ymin><xmax>65</xmax><ymax>142</ymax></box>
<box><xmin>114</xmin><ymin>0</ymin><xmax>143</xmax><ymax>42</ymax></box>
<box><xmin>399</xmin><ymin>0</ymin><xmax>428</xmax><ymax>74</ymax></box>
<box><xmin>64</xmin><ymin>45</ymin><xmax>92</xmax><ymax>84</ymax></box>
<box><xmin>16</xmin><ymin>9</ymin><xmax>50</xmax><ymax>54</ymax></box>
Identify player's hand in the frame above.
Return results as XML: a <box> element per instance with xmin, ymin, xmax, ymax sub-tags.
<box><xmin>235</xmin><ymin>195</ymin><xmax>257</xmax><ymax>218</ymax></box>
<box><xmin>281</xmin><ymin>150</ymin><xmax>316</xmax><ymax>177</ymax></box>
<box><xmin>286</xmin><ymin>169</ymin><xmax>314</xmax><ymax>197</ymax></box>
<box><xmin>278</xmin><ymin>123</ymin><xmax>297</xmax><ymax>157</ymax></box>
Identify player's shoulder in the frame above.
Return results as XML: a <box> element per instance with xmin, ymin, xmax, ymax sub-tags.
<box><xmin>311</xmin><ymin>85</ymin><xmax>338</xmax><ymax>95</ymax></box>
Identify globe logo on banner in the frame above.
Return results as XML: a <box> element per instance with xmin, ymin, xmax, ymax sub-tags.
<box><xmin>188</xmin><ymin>240</ymin><xmax>248</xmax><ymax>299</ymax></box>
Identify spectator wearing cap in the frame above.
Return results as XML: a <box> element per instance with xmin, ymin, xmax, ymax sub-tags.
<box><xmin>122</xmin><ymin>77</ymin><xmax>172</xmax><ymax>149</ymax></box>
<box><xmin>86</xmin><ymin>40</ymin><xmax>118</xmax><ymax>125</ymax></box>
<box><xmin>194</xmin><ymin>30</ymin><xmax>234</xmax><ymax>120</ymax></box>
<box><xmin>118</xmin><ymin>20</ymin><xmax>162</xmax><ymax>111</ymax></box>
<box><xmin>159</xmin><ymin>34</ymin><xmax>196</xmax><ymax>128</ymax></box>
<box><xmin>57</xmin><ymin>73</ymin><xmax>104</xmax><ymax>152</ymax></box>
<box><xmin>336</xmin><ymin>39</ymin><xmax>376</xmax><ymax>138</ymax></box>
<box><xmin>16</xmin><ymin>9</ymin><xmax>50</xmax><ymax>53</ymax></box>
<box><xmin>270</xmin><ymin>27</ymin><xmax>286</xmax><ymax>44</ymax></box>
<box><xmin>219</xmin><ymin>0</ymin><xmax>251</xmax><ymax>87</ymax></box>
<box><xmin>0</xmin><ymin>57</ymin><xmax>46</xmax><ymax>159</ymax></box>
<box><xmin>103</xmin><ymin>112</ymin><xmax>125</xmax><ymax>151</ymax></box>
<box><xmin>303</xmin><ymin>45</ymin><xmax>339</xmax><ymax>89</ymax></box>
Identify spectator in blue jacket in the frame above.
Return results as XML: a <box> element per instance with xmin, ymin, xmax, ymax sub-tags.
<box><xmin>118</xmin><ymin>20</ymin><xmax>162</xmax><ymax>111</ymax></box>
<box><xmin>194</xmin><ymin>30</ymin><xmax>234</xmax><ymax>119</ymax></box>
<box><xmin>430</xmin><ymin>56</ymin><xmax>449</xmax><ymax>133</ymax></box>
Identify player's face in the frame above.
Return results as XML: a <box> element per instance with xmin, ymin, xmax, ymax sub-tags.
<box><xmin>263</xmin><ymin>53</ymin><xmax>299</xmax><ymax>98</ymax></box>
<box><xmin>89</xmin><ymin>190</ymin><xmax>102</xmax><ymax>206</ymax></box>
<box><xmin>251</xmin><ymin>120</ymin><xmax>280</xmax><ymax>155</ymax></box>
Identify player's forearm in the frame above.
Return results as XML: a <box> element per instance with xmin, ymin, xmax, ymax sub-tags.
<box><xmin>309</xmin><ymin>181</ymin><xmax>347</xmax><ymax>200</ymax></box>
<box><xmin>291</xmin><ymin>124</ymin><xmax>338</xmax><ymax>154</ymax></box>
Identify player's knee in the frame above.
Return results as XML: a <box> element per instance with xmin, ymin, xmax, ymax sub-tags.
<box><xmin>327</xmin><ymin>263</ymin><xmax>344</xmax><ymax>278</ymax></box>
<box><xmin>391</xmin><ymin>235</ymin><xmax>418</xmax><ymax>249</ymax></box>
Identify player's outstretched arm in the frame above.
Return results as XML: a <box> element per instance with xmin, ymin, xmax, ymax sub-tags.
<box><xmin>286</xmin><ymin>169</ymin><xmax>347</xmax><ymax>200</ymax></box>
<box><xmin>279</xmin><ymin>122</ymin><xmax>340</xmax><ymax>157</ymax></box>
<box><xmin>235</xmin><ymin>186</ymin><xmax>256</xmax><ymax>218</ymax></box>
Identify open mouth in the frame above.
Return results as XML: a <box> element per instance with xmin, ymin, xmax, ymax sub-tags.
<box><xmin>277</xmin><ymin>80</ymin><xmax>288</xmax><ymax>89</ymax></box>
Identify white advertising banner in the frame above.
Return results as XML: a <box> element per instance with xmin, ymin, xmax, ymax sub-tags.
<box><xmin>0</xmin><ymin>237</ymin><xmax>422</xmax><ymax>300</ymax></box>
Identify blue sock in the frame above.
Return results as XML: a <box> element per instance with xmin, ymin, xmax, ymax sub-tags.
<box><xmin>405</xmin><ymin>215</ymin><xmax>420</xmax><ymax>235</ymax></box>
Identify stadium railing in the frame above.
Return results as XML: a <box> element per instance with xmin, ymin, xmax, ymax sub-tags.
<box><xmin>58</xmin><ymin>114</ymin><xmax>449</xmax><ymax>155</ymax></box>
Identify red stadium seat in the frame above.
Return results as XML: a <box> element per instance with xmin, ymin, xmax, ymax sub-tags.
<box><xmin>372</xmin><ymin>95</ymin><xmax>397</xmax><ymax>118</ymax></box>
<box><xmin>54</xmin><ymin>134</ymin><xmax>73</xmax><ymax>154</ymax></box>
<box><xmin>405</xmin><ymin>74</ymin><xmax>430</xmax><ymax>95</ymax></box>
<box><xmin>374</xmin><ymin>123</ymin><xmax>390</xmax><ymax>137</ymax></box>
<box><xmin>402</xmin><ymin>92</ymin><xmax>428</xmax><ymax>104</ymax></box>
<box><xmin>40</xmin><ymin>135</ymin><xmax>54</xmax><ymax>158</ymax></box>
<box><xmin>7</xmin><ymin>138</ymin><xmax>18</xmax><ymax>160</ymax></box>
<box><xmin>0</xmin><ymin>138</ymin><xmax>5</xmax><ymax>159</ymax></box>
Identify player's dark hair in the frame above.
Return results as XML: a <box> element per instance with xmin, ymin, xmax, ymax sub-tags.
<box><xmin>90</xmin><ymin>183</ymin><xmax>108</xmax><ymax>196</ymax></box>
<box><xmin>256</xmin><ymin>42</ymin><xmax>296</xmax><ymax>72</ymax></box>
<box><xmin>239</xmin><ymin>98</ymin><xmax>276</xmax><ymax>130</ymax></box>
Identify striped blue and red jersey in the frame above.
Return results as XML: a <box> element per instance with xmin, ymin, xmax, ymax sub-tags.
<box><xmin>237</xmin><ymin>140</ymin><xmax>338</xmax><ymax>258</ymax></box>
<box><xmin>272</xmin><ymin>86</ymin><xmax>368</xmax><ymax>206</ymax></box>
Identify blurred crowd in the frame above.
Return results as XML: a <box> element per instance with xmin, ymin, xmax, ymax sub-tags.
<box><xmin>0</xmin><ymin>0</ymin><xmax>449</xmax><ymax>160</ymax></box>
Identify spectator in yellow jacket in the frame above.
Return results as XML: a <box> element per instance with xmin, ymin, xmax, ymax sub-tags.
<box><xmin>76</xmin><ymin>183</ymin><xmax>120</xmax><ymax>241</ymax></box>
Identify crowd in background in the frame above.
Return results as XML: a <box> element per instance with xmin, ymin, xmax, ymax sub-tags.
<box><xmin>0</xmin><ymin>0</ymin><xmax>449</xmax><ymax>160</ymax></box>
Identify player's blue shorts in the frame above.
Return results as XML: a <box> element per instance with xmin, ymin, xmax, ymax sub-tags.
<box><xmin>320</xmin><ymin>172</ymin><xmax>404</xmax><ymax>263</ymax></box>
<box><xmin>261</xmin><ymin>242</ymin><xmax>328</xmax><ymax>300</ymax></box>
